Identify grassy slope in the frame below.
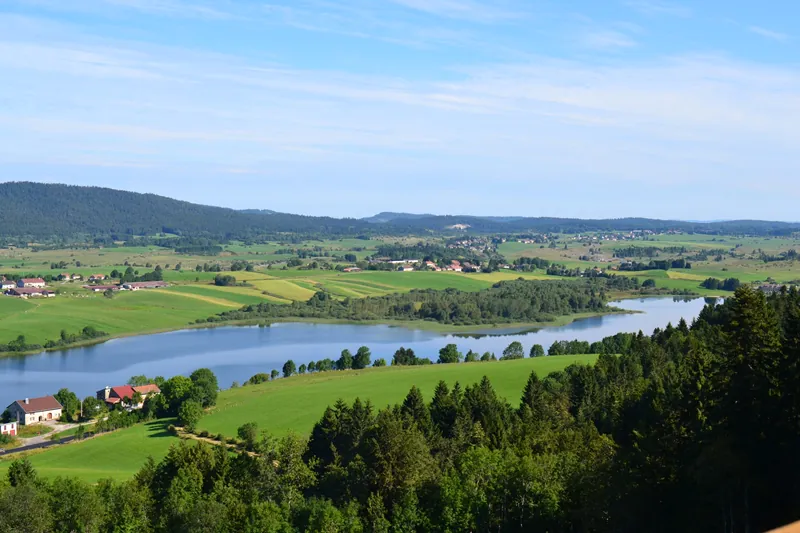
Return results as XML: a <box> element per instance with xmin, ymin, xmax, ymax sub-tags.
<box><xmin>0</xmin><ymin>291</ymin><xmax>230</xmax><ymax>346</ymax></box>
<box><xmin>0</xmin><ymin>356</ymin><xmax>596</xmax><ymax>482</ymax></box>
<box><xmin>0</xmin><ymin>420</ymin><xmax>175</xmax><ymax>483</ymax></box>
<box><xmin>199</xmin><ymin>356</ymin><xmax>597</xmax><ymax>437</ymax></box>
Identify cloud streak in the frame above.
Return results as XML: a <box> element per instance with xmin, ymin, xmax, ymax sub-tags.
<box><xmin>748</xmin><ymin>26</ymin><xmax>790</xmax><ymax>42</ymax></box>
<box><xmin>581</xmin><ymin>30</ymin><xmax>637</xmax><ymax>49</ymax></box>
<box><xmin>625</xmin><ymin>0</ymin><xmax>691</xmax><ymax>17</ymax></box>
<box><xmin>388</xmin><ymin>0</ymin><xmax>526</xmax><ymax>23</ymax></box>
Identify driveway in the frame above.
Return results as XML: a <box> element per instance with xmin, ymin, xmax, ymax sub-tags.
<box><xmin>17</xmin><ymin>421</ymin><xmax>82</xmax><ymax>446</ymax></box>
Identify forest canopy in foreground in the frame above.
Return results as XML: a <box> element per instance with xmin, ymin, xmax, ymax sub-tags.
<box><xmin>2</xmin><ymin>286</ymin><xmax>800</xmax><ymax>532</ymax></box>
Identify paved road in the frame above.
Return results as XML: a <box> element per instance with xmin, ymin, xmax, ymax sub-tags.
<box><xmin>0</xmin><ymin>435</ymin><xmax>82</xmax><ymax>456</ymax></box>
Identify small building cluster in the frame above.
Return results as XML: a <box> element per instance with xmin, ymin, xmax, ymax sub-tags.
<box><xmin>83</xmin><ymin>281</ymin><xmax>168</xmax><ymax>292</ymax></box>
<box><xmin>4</xmin><ymin>383</ymin><xmax>161</xmax><ymax>427</ymax></box>
<box><xmin>2</xmin><ymin>277</ymin><xmax>54</xmax><ymax>298</ymax></box>
<box><xmin>758</xmin><ymin>284</ymin><xmax>795</xmax><ymax>295</ymax></box>
<box><xmin>4</xmin><ymin>287</ymin><xmax>55</xmax><ymax>298</ymax></box>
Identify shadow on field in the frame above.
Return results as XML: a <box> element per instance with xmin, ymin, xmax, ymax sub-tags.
<box><xmin>144</xmin><ymin>419</ymin><xmax>176</xmax><ymax>439</ymax></box>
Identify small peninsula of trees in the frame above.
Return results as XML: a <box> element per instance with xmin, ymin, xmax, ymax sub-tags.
<box><xmin>701</xmin><ymin>277</ymin><xmax>741</xmax><ymax>291</ymax></box>
<box><xmin>205</xmin><ymin>279</ymin><xmax>609</xmax><ymax>326</ymax></box>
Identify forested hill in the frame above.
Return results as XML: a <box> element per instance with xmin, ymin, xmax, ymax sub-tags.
<box><xmin>379</xmin><ymin>214</ymin><xmax>800</xmax><ymax>235</ymax></box>
<box><xmin>1</xmin><ymin>181</ymin><xmax>799</xmax><ymax>241</ymax></box>
<box><xmin>0</xmin><ymin>182</ymin><xmax>369</xmax><ymax>240</ymax></box>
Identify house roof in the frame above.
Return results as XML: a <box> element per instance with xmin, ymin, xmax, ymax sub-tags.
<box><xmin>110</xmin><ymin>385</ymin><xmax>136</xmax><ymax>400</ymax></box>
<box><xmin>133</xmin><ymin>384</ymin><xmax>161</xmax><ymax>395</ymax></box>
<box><xmin>9</xmin><ymin>288</ymin><xmax>52</xmax><ymax>295</ymax></box>
<box><xmin>124</xmin><ymin>281</ymin><xmax>168</xmax><ymax>288</ymax></box>
<box><xmin>20</xmin><ymin>278</ymin><xmax>45</xmax><ymax>283</ymax></box>
<box><xmin>11</xmin><ymin>395</ymin><xmax>62</xmax><ymax>414</ymax></box>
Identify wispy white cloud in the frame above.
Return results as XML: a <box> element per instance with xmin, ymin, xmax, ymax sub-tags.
<box><xmin>748</xmin><ymin>25</ymin><xmax>790</xmax><ymax>42</ymax></box>
<box><xmin>388</xmin><ymin>0</ymin><xmax>525</xmax><ymax>23</ymax></box>
<box><xmin>625</xmin><ymin>0</ymin><xmax>691</xmax><ymax>17</ymax></box>
<box><xmin>101</xmin><ymin>0</ymin><xmax>234</xmax><ymax>18</ymax></box>
<box><xmin>10</xmin><ymin>0</ymin><xmax>236</xmax><ymax>19</ymax></box>
<box><xmin>581</xmin><ymin>30</ymin><xmax>637</xmax><ymax>50</ymax></box>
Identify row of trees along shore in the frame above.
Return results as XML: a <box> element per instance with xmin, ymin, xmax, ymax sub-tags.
<box><xmin>251</xmin><ymin>336</ymin><xmax>641</xmax><ymax>383</ymax></box>
<box><xmin>3</xmin><ymin>286</ymin><xmax>800</xmax><ymax>531</ymax></box>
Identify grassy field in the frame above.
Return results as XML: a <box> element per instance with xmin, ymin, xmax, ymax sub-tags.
<box><xmin>0</xmin><ymin>420</ymin><xmax>175</xmax><ymax>483</ymax></box>
<box><xmin>198</xmin><ymin>355</ymin><xmax>597</xmax><ymax>437</ymax></box>
<box><xmin>0</xmin><ymin>356</ymin><xmax>596</xmax><ymax>482</ymax></box>
<box><xmin>0</xmin><ymin>291</ymin><xmax>231</xmax><ymax>346</ymax></box>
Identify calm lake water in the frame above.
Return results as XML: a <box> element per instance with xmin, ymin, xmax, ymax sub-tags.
<box><xmin>0</xmin><ymin>297</ymin><xmax>709</xmax><ymax>405</ymax></box>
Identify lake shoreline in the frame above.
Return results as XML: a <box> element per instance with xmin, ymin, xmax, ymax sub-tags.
<box><xmin>0</xmin><ymin>307</ymin><xmax>632</xmax><ymax>359</ymax></box>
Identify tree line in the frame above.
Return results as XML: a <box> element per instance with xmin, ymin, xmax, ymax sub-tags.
<box><xmin>203</xmin><ymin>279</ymin><xmax>609</xmax><ymax>327</ymax></box>
<box><xmin>701</xmin><ymin>277</ymin><xmax>742</xmax><ymax>291</ymax></box>
<box><xmin>0</xmin><ymin>326</ymin><xmax>109</xmax><ymax>355</ymax></box>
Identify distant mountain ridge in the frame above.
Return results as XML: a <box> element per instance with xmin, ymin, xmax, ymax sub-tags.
<box><xmin>1</xmin><ymin>182</ymin><xmax>799</xmax><ymax>240</ymax></box>
<box><xmin>240</xmin><ymin>209</ymin><xmax>278</xmax><ymax>215</ymax></box>
<box><xmin>363</xmin><ymin>212</ymin><xmax>524</xmax><ymax>224</ymax></box>
<box><xmin>362</xmin><ymin>212</ymin><xmax>434</xmax><ymax>223</ymax></box>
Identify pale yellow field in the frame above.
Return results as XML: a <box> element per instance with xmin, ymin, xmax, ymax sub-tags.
<box><xmin>249</xmin><ymin>279</ymin><xmax>318</xmax><ymax>301</ymax></box>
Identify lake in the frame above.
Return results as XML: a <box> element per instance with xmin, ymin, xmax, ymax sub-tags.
<box><xmin>0</xmin><ymin>297</ymin><xmax>710</xmax><ymax>405</ymax></box>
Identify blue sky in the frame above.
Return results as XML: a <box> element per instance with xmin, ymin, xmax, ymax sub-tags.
<box><xmin>2</xmin><ymin>0</ymin><xmax>799</xmax><ymax>219</ymax></box>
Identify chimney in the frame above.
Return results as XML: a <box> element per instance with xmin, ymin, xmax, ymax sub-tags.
<box><xmin>24</xmin><ymin>398</ymin><xmax>29</xmax><ymax>405</ymax></box>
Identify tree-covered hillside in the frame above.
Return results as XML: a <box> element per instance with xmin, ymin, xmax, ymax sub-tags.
<box><xmin>0</xmin><ymin>182</ymin><xmax>369</xmax><ymax>241</ymax></box>
<box><xmin>2</xmin><ymin>182</ymin><xmax>799</xmax><ymax>241</ymax></box>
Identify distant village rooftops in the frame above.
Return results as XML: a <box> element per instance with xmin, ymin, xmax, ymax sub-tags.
<box><xmin>4</xmin><ymin>287</ymin><xmax>55</xmax><ymax>298</ymax></box>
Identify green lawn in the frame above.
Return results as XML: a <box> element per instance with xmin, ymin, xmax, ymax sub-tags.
<box><xmin>0</xmin><ymin>291</ymin><xmax>231</xmax><ymax>346</ymax></box>
<box><xmin>0</xmin><ymin>419</ymin><xmax>176</xmax><ymax>483</ymax></box>
<box><xmin>199</xmin><ymin>355</ymin><xmax>597</xmax><ymax>437</ymax></box>
<box><xmin>0</xmin><ymin>356</ymin><xmax>596</xmax><ymax>482</ymax></box>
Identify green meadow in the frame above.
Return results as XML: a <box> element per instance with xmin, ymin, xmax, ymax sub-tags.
<box><xmin>0</xmin><ymin>356</ymin><xmax>596</xmax><ymax>483</ymax></box>
<box><xmin>0</xmin><ymin>290</ymin><xmax>230</xmax><ymax>346</ymax></box>
<box><xmin>198</xmin><ymin>355</ymin><xmax>598</xmax><ymax>437</ymax></box>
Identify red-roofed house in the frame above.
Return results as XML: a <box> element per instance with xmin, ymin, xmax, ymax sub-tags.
<box><xmin>98</xmin><ymin>383</ymin><xmax>160</xmax><ymax>409</ymax></box>
<box><xmin>17</xmin><ymin>278</ymin><xmax>46</xmax><ymax>288</ymax></box>
<box><xmin>89</xmin><ymin>274</ymin><xmax>107</xmax><ymax>282</ymax></box>
<box><xmin>133</xmin><ymin>384</ymin><xmax>161</xmax><ymax>397</ymax></box>
<box><xmin>5</xmin><ymin>396</ymin><xmax>63</xmax><ymax>425</ymax></box>
<box><xmin>0</xmin><ymin>277</ymin><xmax>15</xmax><ymax>290</ymax></box>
